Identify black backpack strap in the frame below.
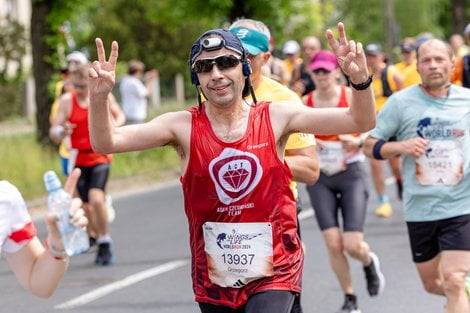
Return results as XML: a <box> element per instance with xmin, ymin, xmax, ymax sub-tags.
<box><xmin>381</xmin><ymin>65</ymin><xmax>393</xmax><ymax>97</ymax></box>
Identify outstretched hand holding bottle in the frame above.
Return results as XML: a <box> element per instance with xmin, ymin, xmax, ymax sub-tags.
<box><xmin>44</xmin><ymin>168</ymin><xmax>89</xmax><ymax>257</ymax></box>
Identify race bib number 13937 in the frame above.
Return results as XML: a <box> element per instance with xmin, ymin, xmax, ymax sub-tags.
<box><xmin>203</xmin><ymin>222</ymin><xmax>273</xmax><ymax>288</ymax></box>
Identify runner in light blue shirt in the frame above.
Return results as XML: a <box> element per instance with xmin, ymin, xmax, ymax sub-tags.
<box><xmin>364</xmin><ymin>38</ymin><xmax>470</xmax><ymax>312</ymax></box>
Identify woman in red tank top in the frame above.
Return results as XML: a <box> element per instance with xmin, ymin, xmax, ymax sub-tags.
<box><xmin>302</xmin><ymin>51</ymin><xmax>385</xmax><ymax>313</ymax></box>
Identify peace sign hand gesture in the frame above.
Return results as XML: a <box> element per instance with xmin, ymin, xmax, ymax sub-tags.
<box><xmin>326</xmin><ymin>23</ymin><xmax>369</xmax><ymax>84</ymax></box>
<box><xmin>89</xmin><ymin>38</ymin><xmax>119</xmax><ymax>99</ymax></box>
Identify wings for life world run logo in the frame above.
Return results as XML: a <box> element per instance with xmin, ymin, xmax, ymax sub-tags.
<box><xmin>216</xmin><ymin>229</ymin><xmax>263</xmax><ymax>250</ymax></box>
<box><xmin>417</xmin><ymin>117</ymin><xmax>465</xmax><ymax>140</ymax></box>
<box><xmin>209</xmin><ymin>148</ymin><xmax>263</xmax><ymax>205</ymax></box>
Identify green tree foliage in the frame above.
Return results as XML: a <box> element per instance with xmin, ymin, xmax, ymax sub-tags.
<box><xmin>76</xmin><ymin>0</ymin><xmax>325</xmax><ymax>98</ymax></box>
<box><xmin>331</xmin><ymin>0</ymin><xmax>450</xmax><ymax>60</ymax></box>
<box><xmin>0</xmin><ymin>17</ymin><xmax>27</xmax><ymax>82</ymax></box>
<box><xmin>0</xmin><ymin>17</ymin><xmax>27</xmax><ymax>120</ymax></box>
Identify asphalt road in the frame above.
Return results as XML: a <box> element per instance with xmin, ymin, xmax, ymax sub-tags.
<box><xmin>1</xmin><ymin>174</ymin><xmax>445</xmax><ymax>313</ymax></box>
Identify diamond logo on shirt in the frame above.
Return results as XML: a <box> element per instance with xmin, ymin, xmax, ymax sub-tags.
<box><xmin>222</xmin><ymin>167</ymin><xmax>249</xmax><ymax>189</ymax></box>
<box><xmin>209</xmin><ymin>148</ymin><xmax>263</xmax><ymax>205</ymax></box>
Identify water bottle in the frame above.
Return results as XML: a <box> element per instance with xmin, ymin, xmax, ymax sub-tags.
<box><xmin>43</xmin><ymin>171</ymin><xmax>89</xmax><ymax>256</ymax></box>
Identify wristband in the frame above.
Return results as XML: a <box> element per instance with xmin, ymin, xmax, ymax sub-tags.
<box><xmin>350</xmin><ymin>75</ymin><xmax>373</xmax><ymax>90</ymax></box>
<box><xmin>372</xmin><ymin>139</ymin><xmax>386</xmax><ymax>160</ymax></box>
<box><xmin>45</xmin><ymin>238</ymin><xmax>68</xmax><ymax>260</ymax></box>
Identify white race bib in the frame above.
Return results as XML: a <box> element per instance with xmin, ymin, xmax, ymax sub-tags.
<box><xmin>318</xmin><ymin>141</ymin><xmax>346</xmax><ymax>176</ymax></box>
<box><xmin>415</xmin><ymin>140</ymin><xmax>464</xmax><ymax>186</ymax></box>
<box><xmin>203</xmin><ymin>222</ymin><xmax>273</xmax><ymax>288</ymax></box>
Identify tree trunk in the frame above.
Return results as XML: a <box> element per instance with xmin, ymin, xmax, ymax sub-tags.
<box><xmin>451</xmin><ymin>0</ymin><xmax>466</xmax><ymax>35</ymax></box>
<box><xmin>31</xmin><ymin>1</ymin><xmax>55</xmax><ymax>144</ymax></box>
<box><xmin>228</xmin><ymin>0</ymin><xmax>253</xmax><ymax>22</ymax></box>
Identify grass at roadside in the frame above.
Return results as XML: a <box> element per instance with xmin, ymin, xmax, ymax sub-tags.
<box><xmin>1</xmin><ymin>100</ymin><xmax>191</xmax><ymax>200</ymax></box>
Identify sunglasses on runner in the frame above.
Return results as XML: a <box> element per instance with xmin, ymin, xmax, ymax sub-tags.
<box><xmin>192</xmin><ymin>55</ymin><xmax>242</xmax><ymax>73</ymax></box>
<box><xmin>312</xmin><ymin>68</ymin><xmax>332</xmax><ymax>74</ymax></box>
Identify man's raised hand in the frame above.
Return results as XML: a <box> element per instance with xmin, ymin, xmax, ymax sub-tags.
<box><xmin>326</xmin><ymin>23</ymin><xmax>369</xmax><ymax>84</ymax></box>
<box><xmin>89</xmin><ymin>38</ymin><xmax>119</xmax><ymax>98</ymax></box>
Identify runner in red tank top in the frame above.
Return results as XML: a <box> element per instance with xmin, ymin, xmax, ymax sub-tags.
<box><xmin>182</xmin><ymin>101</ymin><xmax>302</xmax><ymax>307</ymax></box>
<box><xmin>49</xmin><ymin>65</ymin><xmax>125</xmax><ymax>266</ymax></box>
<box><xmin>88</xmin><ymin>24</ymin><xmax>377</xmax><ymax>312</ymax></box>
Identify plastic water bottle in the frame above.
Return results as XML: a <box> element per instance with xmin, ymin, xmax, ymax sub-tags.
<box><xmin>43</xmin><ymin>171</ymin><xmax>89</xmax><ymax>256</ymax></box>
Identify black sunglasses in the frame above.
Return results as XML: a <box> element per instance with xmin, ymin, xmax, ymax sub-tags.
<box><xmin>312</xmin><ymin>68</ymin><xmax>332</xmax><ymax>74</ymax></box>
<box><xmin>192</xmin><ymin>55</ymin><xmax>242</xmax><ymax>74</ymax></box>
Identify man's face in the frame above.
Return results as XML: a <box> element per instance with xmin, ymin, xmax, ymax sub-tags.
<box><xmin>70</xmin><ymin>76</ymin><xmax>88</xmax><ymax>98</ymax></box>
<box><xmin>401</xmin><ymin>50</ymin><xmax>415</xmax><ymax>64</ymax></box>
<box><xmin>417</xmin><ymin>40</ymin><xmax>453</xmax><ymax>89</ymax></box>
<box><xmin>194</xmin><ymin>47</ymin><xmax>244</xmax><ymax>108</ymax></box>
<box><xmin>302</xmin><ymin>38</ymin><xmax>320</xmax><ymax>61</ymax></box>
<box><xmin>366</xmin><ymin>53</ymin><xmax>382</xmax><ymax>68</ymax></box>
<box><xmin>247</xmin><ymin>52</ymin><xmax>269</xmax><ymax>81</ymax></box>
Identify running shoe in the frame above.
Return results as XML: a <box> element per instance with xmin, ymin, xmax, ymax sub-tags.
<box><xmin>95</xmin><ymin>242</ymin><xmax>115</xmax><ymax>266</ymax></box>
<box><xmin>375</xmin><ymin>202</ymin><xmax>392</xmax><ymax>218</ymax></box>
<box><xmin>364</xmin><ymin>252</ymin><xmax>385</xmax><ymax>296</ymax></box>
<box><xmin>336</xmin><ymin>294</ymin><xmax>361</xmax><ymax>313</ymax></box>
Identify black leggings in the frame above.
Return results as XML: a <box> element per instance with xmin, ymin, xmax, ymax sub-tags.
<box><xmin>198</xmin><ymin>290</ymin><xmax>296</xmax><ymax>313</ymax></box>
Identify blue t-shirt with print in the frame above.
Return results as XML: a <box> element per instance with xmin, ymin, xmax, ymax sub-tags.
<box><xmin>369</xmin><ymin>84</ymin><xmax>470</xmax><ymax>222</ymax></box>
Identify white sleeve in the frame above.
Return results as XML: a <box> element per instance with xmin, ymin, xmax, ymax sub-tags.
<box><xmin>0</xmin><ymin>181</ymin><xmax>36</xmax><ymax>254</ymax></box>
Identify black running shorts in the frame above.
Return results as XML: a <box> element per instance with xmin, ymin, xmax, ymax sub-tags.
<box><xmin>198</xmin><ymin>290</ymin><xmax>296</xmax><ymax>313</ymax></box>
<box><xmin>76</xmin><ymin>163</ymin><xmax>110</xmax><ymax>202</ymax></box>
<box><xmin>407</xmin><ymin>214</ymin><xmax>470</xmax><ymax>263</ymax></box>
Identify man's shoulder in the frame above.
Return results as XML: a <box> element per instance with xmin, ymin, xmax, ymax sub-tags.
<box><xmin>450</xmin><ymin>84</ymin><xmax>470</xmax><ymax>97</ymax></box>
<box><xmin>59</xmin><ymin>91</ymin><xmax>73</xmax><ymax>104</ymax></box>
<box><xmin>119</xmin><ymin>75</ymin><xmax>140</xmax><ymax>87</ymax></box>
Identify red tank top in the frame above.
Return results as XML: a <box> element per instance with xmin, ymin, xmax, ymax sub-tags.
<box><xmin>69</xmin><ymin>92</ymin><xmax>111</xmax><ymax>166</ymax></box>
<box><xmin>181</xmin><ymin>101</ymin><xmax>303</xmax><ymax>308</ymax></box>
<box><xmin>305</xmin><ymin>86</ymin><xmax>356</xmax><ymax>141</ymax></box>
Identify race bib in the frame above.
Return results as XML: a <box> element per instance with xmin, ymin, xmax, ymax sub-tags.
<box><xmin>203</xmin><ymin>222</ymin><xmax>273</xmax><ymax>288</ymax></box>
<box><xmin>415</xmin><ymin>140</ymin><xmax>464</xmax><ymax>186</ymax></box>
<box><xmin>318</xmin><ymin>141</ymin><xmax>346</xmax><ymax>176</ymax></box>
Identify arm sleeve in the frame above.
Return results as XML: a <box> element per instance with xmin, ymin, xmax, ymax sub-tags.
<box><xmin>0</xmin><ymin>181</ymin><xmax>37</xmax><ymax>254</ymax></box>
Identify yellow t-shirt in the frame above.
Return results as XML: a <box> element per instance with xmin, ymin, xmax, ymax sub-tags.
<box><xmin>371</xmin><ymin>63</ymin><xmax>399</xmax><ymax>112</ymax></box>
<box><xmin>395</xmin><ymin>60</ymin><xmax>421</xmax><ymax>88</ymax></box>
<box><xmin>49</xmin><ymin>80</ymin><xmax>70</xmax><ymax>158</ymax></box>
<box><xmin>249</xmin><ymin>76</ymin><xmax>316</xmax><ymax>199</ymax></box>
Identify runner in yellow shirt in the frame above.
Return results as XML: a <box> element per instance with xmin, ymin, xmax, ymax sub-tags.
<box><xmin>395</xmin><ymin>39</ymin><xmax>421</xmax><ymax>88</ymax></box>
<box><xmin>365</xmin><ymin>43</ymin><xmax>404</xmax><ymax>217</ymax></box>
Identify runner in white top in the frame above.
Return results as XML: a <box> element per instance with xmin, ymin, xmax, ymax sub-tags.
<box><xmin>1</xmin><ymin>169</ymin><xmax>87</xmax><ymax>298</ymax></box>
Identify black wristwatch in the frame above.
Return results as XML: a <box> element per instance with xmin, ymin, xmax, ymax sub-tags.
<box><xmin>350</xmin><ymin>75</ymin><xmax>373</xmax><ymax>90</ymax></box>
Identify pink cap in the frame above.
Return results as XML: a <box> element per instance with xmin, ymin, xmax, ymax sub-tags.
<box><xmin>310</xmin><ymin>50</ymin><xmax>338</xmax><ymax>71</ymax></box>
